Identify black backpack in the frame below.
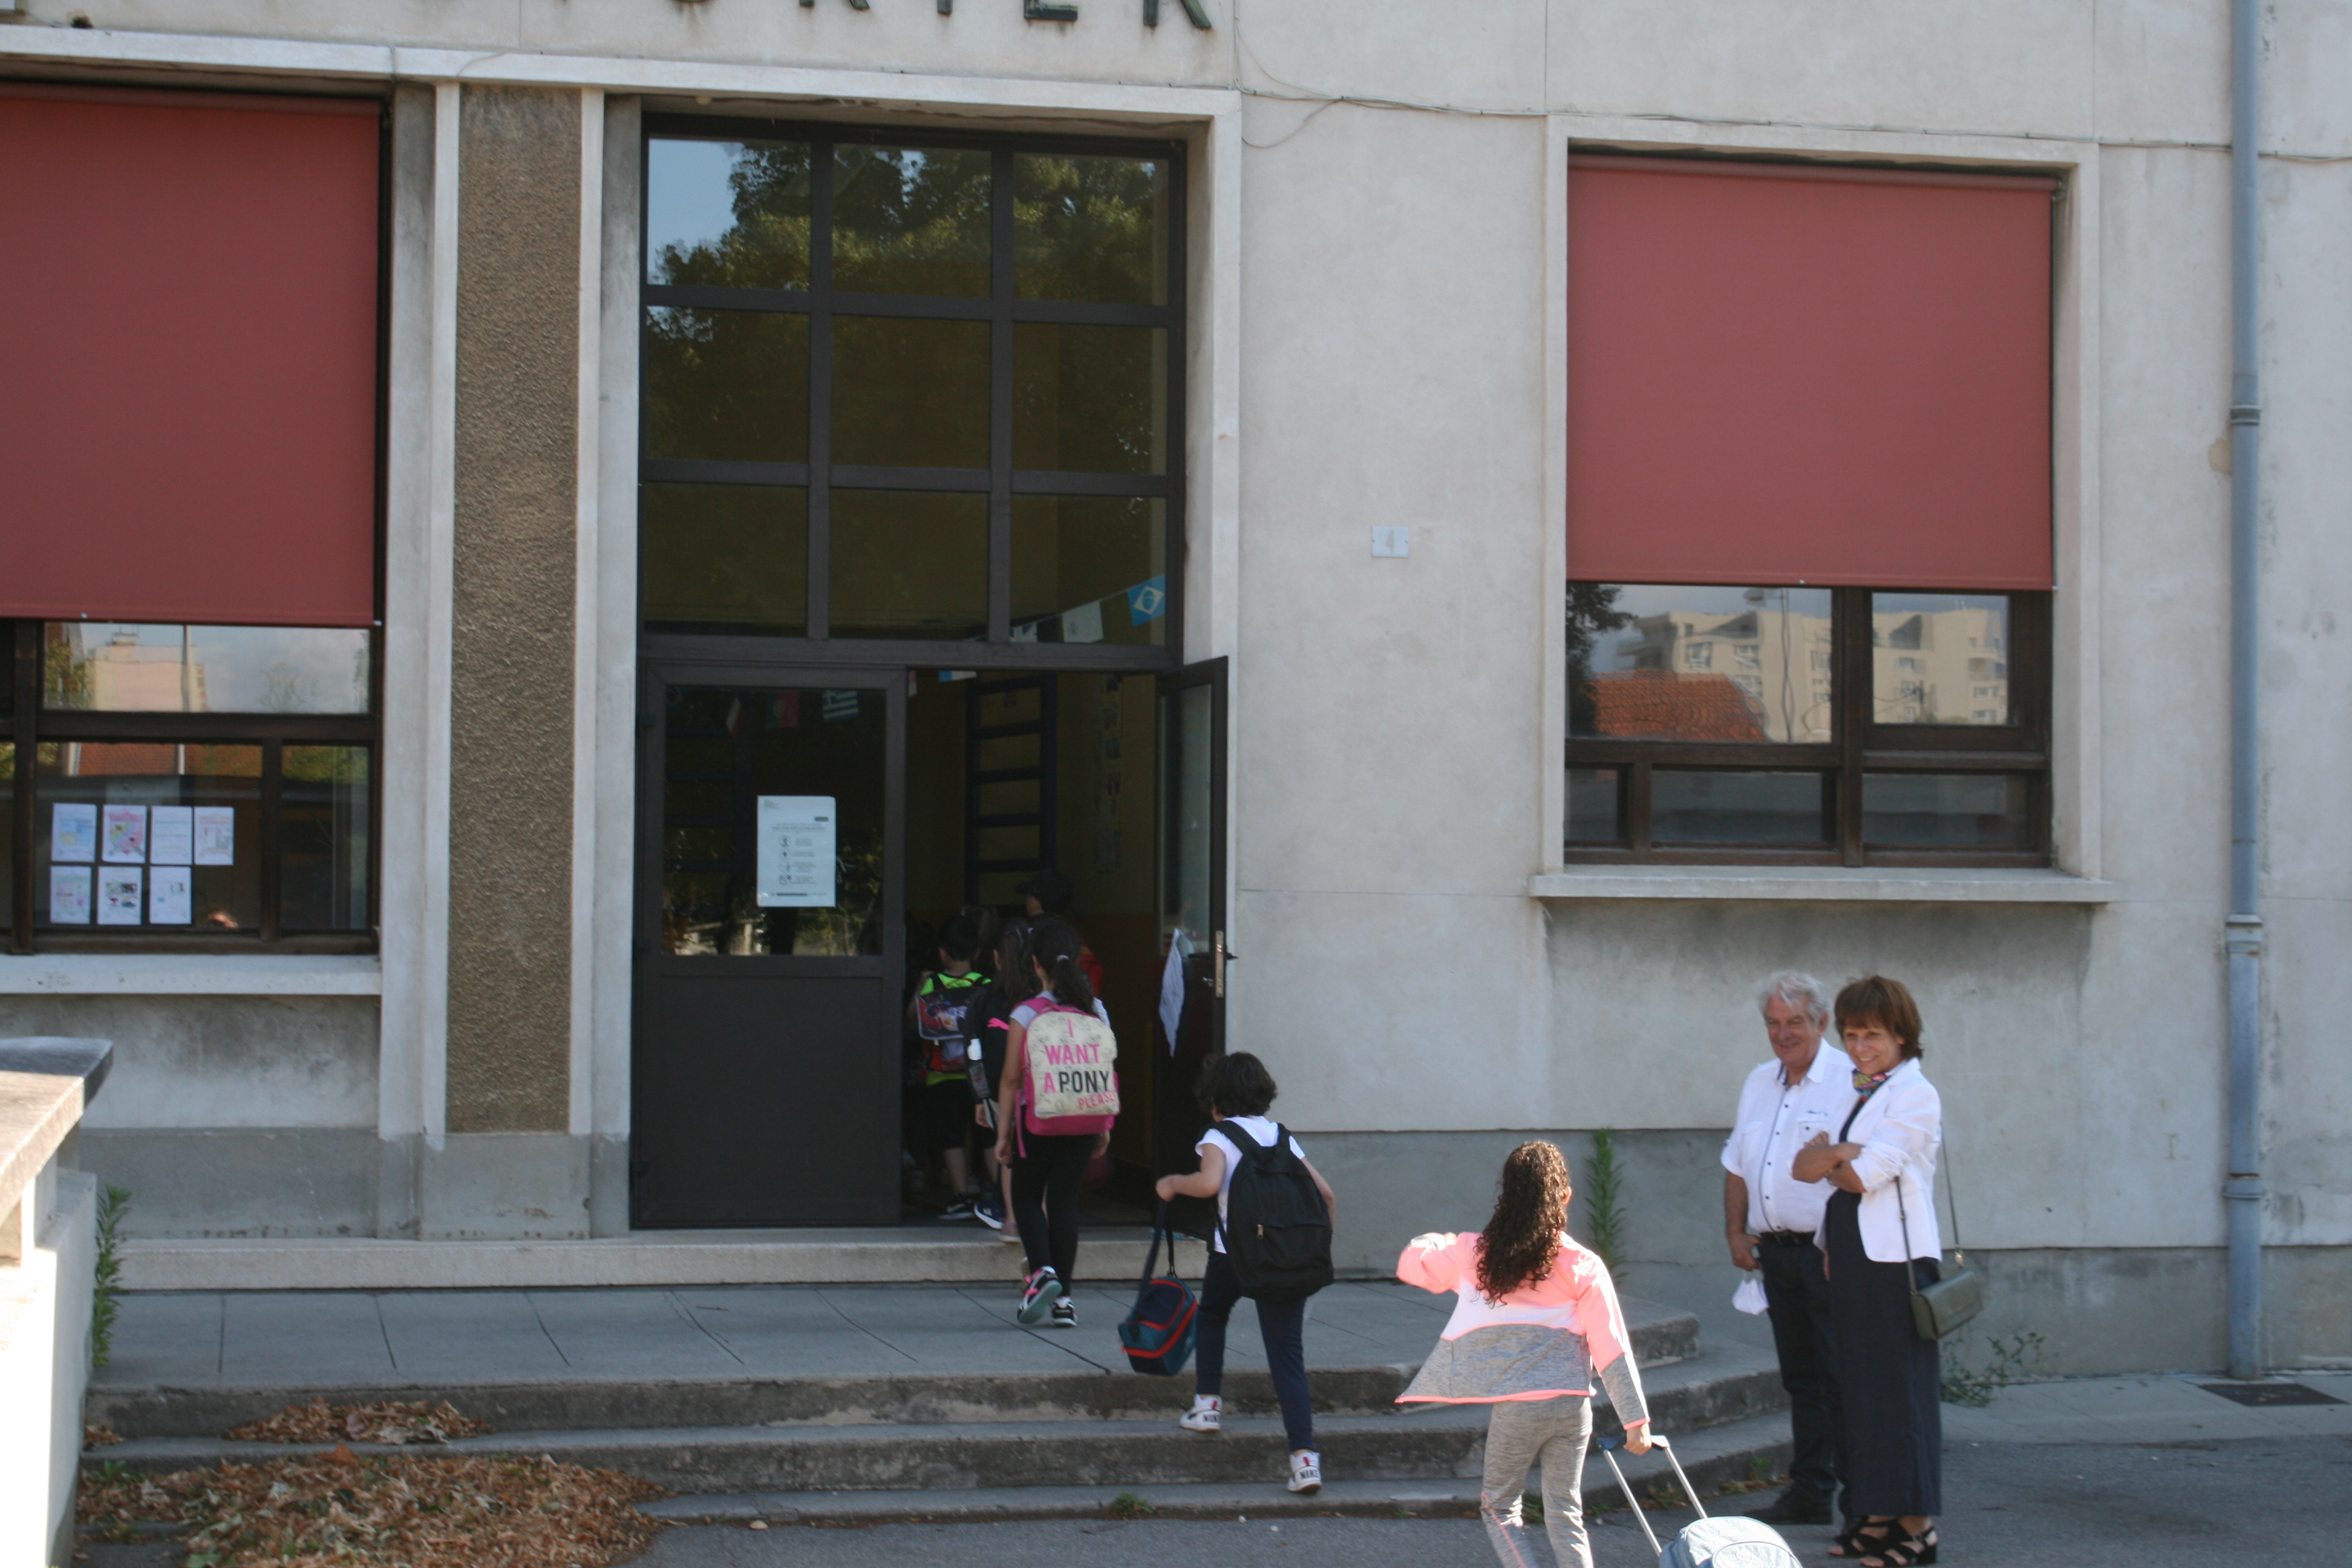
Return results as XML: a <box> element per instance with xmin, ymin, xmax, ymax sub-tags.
<box><xmin>1212</xmin><ymin>1120</ymin><xmax>1334</xmax><ymax>1301</ymax></box>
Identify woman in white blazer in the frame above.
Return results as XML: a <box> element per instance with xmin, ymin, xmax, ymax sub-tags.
<box><xmin>1793</xmin><ymin>976</ymin><xmax>1943</xmax><ymax>1568</ymax></box>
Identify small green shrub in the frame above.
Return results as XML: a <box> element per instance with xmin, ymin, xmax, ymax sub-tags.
<box><xmin>1107</xmin><ymin>1492</ymin><xmax>1155</xmax><ymax>1520</ymax></box>
<box><xmin>1941</xmin><ymin>1330</ymin><xmax>2048</xmax><ymax>1407</ymax></box>
<box><xmin>91</xmin><ymin>1184</ymin><xmax>132</xmax><ymax>1368</ymax></box>
<box><xmin>1583</xmin><ymin>1129</ymin><xmax>1630</xmax><ymax>1284</ymax></box>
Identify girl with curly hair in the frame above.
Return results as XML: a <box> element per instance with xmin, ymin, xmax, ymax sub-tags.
<box><xmin>1396</xmin><ymin>1141</ymin><xmax>1651</xmax><ymax>1568</ymax></box>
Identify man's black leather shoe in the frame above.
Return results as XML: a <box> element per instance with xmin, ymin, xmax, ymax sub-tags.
<box><xmin>1747</xmin><ymin>1491</ymin><xmax>1834</xmax><ymax>1526</ymax></box>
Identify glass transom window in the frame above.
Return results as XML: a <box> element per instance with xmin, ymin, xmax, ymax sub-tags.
<box><xmin>641</xmin><ymin>123</ymin><xmax>1183</xmax><ymax>650</ymax></box>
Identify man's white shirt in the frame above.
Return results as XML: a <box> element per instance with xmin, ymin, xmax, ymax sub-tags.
<box><xmin>1720</xmin><ymin>1039</ymin><xmax>1855</xmax><ymax>1236</ymax></box>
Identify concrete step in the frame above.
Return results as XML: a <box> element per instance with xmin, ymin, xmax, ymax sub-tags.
<box><xmin>90</xmin><ymin>1345</ymin><xmax>1784</xmax><ymax>1496</ymax></box>
<box><xmin>89</xmin><ymin>1298</ymin><xmax>1705</xmax><ymax>1440</ymax></box>
<box><xmin>638</xmin><ymin>1411</ymin><xmax>1796</xmax><ymax>1524</ymax></box>
<box><xmin>117</xmin><ymin>1227</ymin><xmax>1209</xmax><ymax>1293</ymax></box>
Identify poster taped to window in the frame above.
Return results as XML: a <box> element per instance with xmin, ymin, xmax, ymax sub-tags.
<box><xmin>51</xmin><ymin>803</ymin><xmax>97</xmax><ymax>863</ymax></box>
<box><xmin>757</xmin><ymin>795</ymin><xmax>836</xmax><ymax>908</ymax></box>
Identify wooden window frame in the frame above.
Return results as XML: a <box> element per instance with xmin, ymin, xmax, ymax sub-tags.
<box><xmin>1565</xmin><ymin>586</ymin><xmax>2052</xmax><ymax>867</ymax></box>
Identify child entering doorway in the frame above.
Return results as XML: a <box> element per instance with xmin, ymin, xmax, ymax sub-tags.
<box><xmin>1395</xmin><ymin>1141</ymin><xmax>1651</xmax><ymax>1568</ymax></box>
<box><xmin>907</xmin><ymin>912</ymin><xmax>989</xmax><ymax>1217</ymax></box>
<box><xmin>1154</xmin><ymin>1052</ymin><xmax>1336</xmax><ymax>1495</ymax></box>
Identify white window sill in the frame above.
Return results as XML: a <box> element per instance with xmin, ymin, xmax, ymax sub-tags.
<box><xmin>1529</xmin><ymin>867</ymin><xmax>2115</xmax><ymax>903</ymax></box>
<box><xmin>0</xmin><ymin>953</ymin><xmax>382</xmax><ymax>996</ymax></box>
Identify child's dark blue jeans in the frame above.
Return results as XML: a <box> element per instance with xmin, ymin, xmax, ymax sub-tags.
<box><xmin>1194</xmin><ymin>1250</ymin><xmax>1316</xmax><ymax>1452</ymax></box>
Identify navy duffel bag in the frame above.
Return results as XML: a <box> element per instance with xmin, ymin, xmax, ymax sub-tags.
<box><xmin>1116</xmin><ymin>1209</ymin><xmax>1198</xmax><ymax>1376</ymax></box>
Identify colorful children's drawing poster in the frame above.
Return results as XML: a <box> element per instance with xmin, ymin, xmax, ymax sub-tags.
<box><xmin>102</xmin><ymin>805</ymin><xmax>149</xmax><ymax>864</ymax></box>
<box><xmin>193</xmin><ymin>806</ymin><xmax>235</xmax><ymax>866</ymax></box>
<box><xmin>98</xmin><ymin>867</ymin><xmax>145</xmax><ymax>926</ymax></box>
<box><xmin>48</xmin><ymin>865</ymin><xmax>93</xmax><ymax>924</ymax></box>
<box><xmin>149</xmin><ymin>866</ymin><xmax>194</xmax><ymax>925</ymax></box>
<box><xmin>149</xmin><ymin>806</ymin><xmax>195</xmax><ymax>866</ymax></box>
<box><xmin>51</xmin><ymin>803</ymin><xmax>97</xmax><ymax>862</ymax></box>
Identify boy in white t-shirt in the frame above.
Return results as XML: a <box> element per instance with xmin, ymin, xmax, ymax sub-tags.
<box><xmin>1154</xmin><ymin>1052</ymin><xmax>1337</xmax><ymax>1494</ymax></box>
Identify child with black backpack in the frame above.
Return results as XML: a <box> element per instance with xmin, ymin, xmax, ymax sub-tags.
<box><xmin>1153</xmin><ymin>1052</ymin><xmax>1336</xmax><ymax>1494</ymax></box>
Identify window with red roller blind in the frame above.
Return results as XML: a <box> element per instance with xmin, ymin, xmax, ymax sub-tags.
<box><xmin>0</xmin><ymin>87</ymin><xmax>381</xmax><ymax>950</ymax></box>
<box><xmin>1564</xmin><ymin>155</ymin><xmax>2055</xmax><ymax>866</ymax></box>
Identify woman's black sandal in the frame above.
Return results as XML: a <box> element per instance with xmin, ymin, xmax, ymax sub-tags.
<box><xmin>1829</xmin><ymin>1520</ymin><xmax>1893</xmax><ymax>1558</ymax></box>
<box><xmin>1859</xmin><ymin>1523</ymin><xmax>1938</xmax><ymax>1567</ymax></box>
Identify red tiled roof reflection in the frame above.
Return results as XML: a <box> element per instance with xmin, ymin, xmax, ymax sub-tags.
<box><xmin>1586</xmin><ymin>671</ymin><xmax>1769</xmax><ymax>740</ymax></box>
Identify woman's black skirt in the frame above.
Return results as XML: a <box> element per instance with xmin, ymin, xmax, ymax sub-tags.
<box><xmin>1824</xmin><ymin>1187</ymin><xmax>1941</xmax><ymax>1517</ymax></box>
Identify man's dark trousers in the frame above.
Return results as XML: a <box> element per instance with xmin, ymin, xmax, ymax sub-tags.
<box><xmin>1759</xmin><ymin>1233</ymin><xmax>1848</xmax><ymax>1517</ymax></box>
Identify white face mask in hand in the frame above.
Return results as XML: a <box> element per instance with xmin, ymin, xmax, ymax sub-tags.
<box><xmin>1733</xmin><ymin>1276</ymin><xmax>1769</xmax><ymax>1315</ymax></box>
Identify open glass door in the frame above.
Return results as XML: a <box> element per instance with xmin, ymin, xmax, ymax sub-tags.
<box><xmin>1153</xmin><ymin>658</ymin><xmax>1227</xmax><ymax>1227</ymax></box>
<box><xmin>631</xmin><ymin>666</ymin><xmax>905</xmax><ymax>1227</ymax></box>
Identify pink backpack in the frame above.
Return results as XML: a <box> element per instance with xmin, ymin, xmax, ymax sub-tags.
<box><xmin>1019</xmin><ymin>999</ymin><xmax>1120</xmax><ymax>1137</ymax></box>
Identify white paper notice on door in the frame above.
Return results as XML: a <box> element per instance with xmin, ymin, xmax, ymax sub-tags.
<box><xmin>193</xmin><ymin>806</ymin><xmax>236</xmax><ymax>866</ymax></box>
<box><xmin>149</xmin><ymin>806</ymin><xmax>195</xmax><ymax>866</ymax></box>
<box><xmin>99</xmin><ymin>867</ymin><xmax>145</xmax><ymax>926</ymax></box>
<box><xmin>49</xmin><ymin>865</ymin><xmax>94</xmax><ymax>925</ymax></box>
<box><xmin>102</xmin><ymin>805</ymin><xmax>148</xmax><ymax>864</ymax></box>
<box><xmin>756</xmin><ymin>795</ymin><xmax>837</xmax><ymax>908</ymax></box>
<box><xmin>51</xmin><ymin>803</ymin><xmax>98</xmax><ymax>863</ymax></box>
<box><xmin>149</xmin><ymin>866</ymin><xmax>194</xmax><ymax>925</ymax></box>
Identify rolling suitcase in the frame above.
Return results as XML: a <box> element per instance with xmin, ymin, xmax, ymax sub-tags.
<box><xmin>1595</xmin><ymin>1433</ymin><xmax>1802</xmax><ymax>1568</ymax></box>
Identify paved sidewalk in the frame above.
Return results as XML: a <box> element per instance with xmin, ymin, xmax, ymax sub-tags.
<box><xmin>96</xmin><ymin>1281</ymin><xmax>1465</xmax><ymax>1393</ymax></box>
<box><xmin>1944</xmin><ymin>1368</ymin><xmax>2352</xmax><ymax>1444</ymax></box>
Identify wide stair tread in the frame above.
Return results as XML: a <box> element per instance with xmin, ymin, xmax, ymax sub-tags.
<box><xmin>91</xmin><ymin>1344</ymin><xmax>1786</xmax><ymax>1495</ymax></box>
<box><xmin>643</xmin><ymin>1413</ymin><xmax>1799</xmax><ymax>1523</ymax></box>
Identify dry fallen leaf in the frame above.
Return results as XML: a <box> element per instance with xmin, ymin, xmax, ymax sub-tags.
<box><xmin>83</xmin><ymin>1423</ymin><xmax>124</xmax><ymax>1449</ymax></box>
<box><xmin>77</xmin><ymin>1451</ymin><xmax>667</xmax><ymax>1568</ymax></box>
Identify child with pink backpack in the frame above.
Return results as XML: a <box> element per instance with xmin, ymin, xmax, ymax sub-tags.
<box><xmin>990</xmin><ymin>916</ymin><xmax>1119</xmax><ymax>1328</ymax></box>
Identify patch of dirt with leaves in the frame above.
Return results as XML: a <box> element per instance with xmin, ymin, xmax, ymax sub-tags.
<box><xmin>79</xmin><ymin>1448</ymin><xmax>666</xmax><ymax>1568</ymax></box>
<box><xmin>224</xmin><ymin>1399</ymin><xmax>492</xmax><ymax>1446</ymax></box>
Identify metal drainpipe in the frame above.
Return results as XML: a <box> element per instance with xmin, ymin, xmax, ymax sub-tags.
<box><xmin>2223</xmin><ymin>0</ymin><xmax>2265</xmax><ymax>1380</ymax></box>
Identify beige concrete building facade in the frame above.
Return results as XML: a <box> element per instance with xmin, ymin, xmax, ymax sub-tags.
<box><xmin>2</xmin><ymin>1</ymin><xmax>2347</xmax><ymax>1375</ymax></box>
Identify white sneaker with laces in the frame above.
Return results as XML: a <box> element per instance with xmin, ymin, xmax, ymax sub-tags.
<box><xmin>1049</xmin><ymin>1297</ymin><xmax>1077</xmax><ymax>1328</ymax></box>
<box><xmin>1286</xmin><ymin>1451</ymin><xmax>1322</xmax><ymax>1494</ymax></box>
<box><xmin>1179</xmin><ymin>1396</ymin><xmax>1223</xmax><ymax>1434</ymax></box>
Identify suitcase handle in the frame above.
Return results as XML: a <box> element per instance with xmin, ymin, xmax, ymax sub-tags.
<box><xmin>1595</xmin><ymin>1431</ymin><xmax>1704</xmax><ymax>1562</ymax></box>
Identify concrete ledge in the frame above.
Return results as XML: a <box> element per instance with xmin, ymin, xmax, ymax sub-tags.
<box><xmin>1530</xmin><ymin>867</ymin><xmax>2117</xmax><ymax>903</ymax></box>
<box><xmin>118</xmin><ymin>1229</ymin><xmax>1212</xmax><ymax>1291</ymax></box>
<box><xmin>0</xmin><ymin>954</ymin><xmax>382</xmax><ymax>996</ymax></box>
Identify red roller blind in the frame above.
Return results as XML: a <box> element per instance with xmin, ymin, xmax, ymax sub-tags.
<box><xmin>1567</xmin><ymin>156</ymin><xmax>2054</xmax><ymax>590</ymax></box>
<box><xmin>0</xmin><ymin>87</ymin><xmax>381</xmax><ymax>627</ymax></box>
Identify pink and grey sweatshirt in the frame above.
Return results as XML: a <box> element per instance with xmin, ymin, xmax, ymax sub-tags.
<box><xmin>1393</xmin><ymin>1230</ymin><xmax>1649</xmax><ymax>1422</ymax></box>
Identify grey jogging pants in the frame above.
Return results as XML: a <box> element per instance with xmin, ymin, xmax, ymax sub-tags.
<box><xmin>1480</xmin><ymin>1395</ymin><xmax>1594</xmax><ymax>1568</ymax></box>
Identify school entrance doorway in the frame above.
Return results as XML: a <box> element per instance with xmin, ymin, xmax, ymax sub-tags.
<box><xmin>629</xmin><ymin>659</ymin><xmax>1224</xmax><ymax>1227</ymax></box>
<box><xmin>624</xmin><ymin>115</ymin><xmax>1203</xmax><ymax>1229</ymax></box>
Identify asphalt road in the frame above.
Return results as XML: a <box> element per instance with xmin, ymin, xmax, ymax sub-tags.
<box><xmin>76</xmin><ymin>1436</ymin><xmax>2345</xmax><ymax>1566</ymax></box>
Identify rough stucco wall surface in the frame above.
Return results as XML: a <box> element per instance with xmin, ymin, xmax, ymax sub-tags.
<box><xmin>448</xmin><ymin>84</ymin><xmax>580</xmax><ymax>1134</ymax></box>
<box><xmin>0</xmin><ymin>996</ymin><xmax>377</xmax><ymax>1129</ymax></box>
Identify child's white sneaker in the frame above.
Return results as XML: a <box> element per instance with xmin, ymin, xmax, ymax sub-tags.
<box><xmin>1179</xmin><ymin>1395</ymin><xmax>1222</xmax><ymax>1434</ymax></box>
<box><xmin>1287</xmin><ymin>1450</ymin><xmax>1322</xmax><ymax>1493</ymax></box>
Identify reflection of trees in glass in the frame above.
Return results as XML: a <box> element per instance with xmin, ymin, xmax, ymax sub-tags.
<box><xmin>652</xmin><ymin>141</ymin><xmax>814</xmax><ymax>290</ymax></box>
<box><xmin>1566</xmin><ymin>583</ymin><xmax>1631</xmax><ymax>735</ymax></box>
<box><xmin>1014</xmin><ymin>155</ymin><xmax>1162</xmax><ymax>303</ymax></box>
<box><xmin>834</xmin><ymin>148</ymin><xmax>991</xmax><ymax>295</ymax></box>
<box><xmin>793</xmin><ymin>833</ymin><xmax>884</xmax><ymax>956</ymax></box>
<box><xmin>1013</xmin><ymin>325</ymin><xmax>1158</xmax><ymax>472</ymax></box>
<box><xmin>42</xmin><ymin>630</ymin><xmax>94</xmax><ymax>710</ymax></box>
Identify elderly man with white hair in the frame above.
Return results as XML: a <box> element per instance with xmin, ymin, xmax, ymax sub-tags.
<box><xmin>1722</xmin><ymin>970</ymin><xmax>1854</xmax><ymax>1529</ymax></box>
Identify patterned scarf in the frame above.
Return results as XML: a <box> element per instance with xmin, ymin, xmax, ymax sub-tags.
<box><xmin>1851</xmin><ymin>1067</ymin><xmax>1894</xmax><ymax>1095</ymax></box>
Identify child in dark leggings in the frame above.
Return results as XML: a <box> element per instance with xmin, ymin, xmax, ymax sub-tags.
<box><xmin>1155</xmin><ymin>1051</ymin><xmax>1338</xmax><ymax>1495</ymax></box>
<box><xmin>991</xmin><ymin>917</ymin><xmax>1112</xmax><ymax>1329</ymax></box>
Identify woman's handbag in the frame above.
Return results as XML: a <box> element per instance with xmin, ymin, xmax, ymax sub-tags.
<box><xmin>1116</xmin><ymin>1208</ymin><xmax>1198</xmax><ymax>1376</ymax></box>
<box><xmin>1895</xmin><ymin>1146</ymin><xmax>1985</xmax><ymax>1342</ymax></box>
